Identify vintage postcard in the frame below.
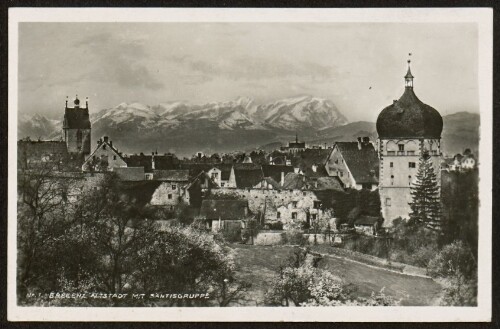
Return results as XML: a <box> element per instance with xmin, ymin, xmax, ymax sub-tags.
<box><xmin>7</xmin><ymin>7</ymin><xmax>492</xmax><ymax>322</ymax></box>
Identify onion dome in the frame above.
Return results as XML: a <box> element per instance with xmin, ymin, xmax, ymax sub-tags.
<box><xmin>376</xmin><ymin>60</ymin><xmax>443</xmax><ymax>139</ymax></box>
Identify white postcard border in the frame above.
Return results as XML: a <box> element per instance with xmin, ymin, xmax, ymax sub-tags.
<box><xmin>7</xmin><ymin>7</ymin><xmax>493</xmax><ymax>322</ymax></box>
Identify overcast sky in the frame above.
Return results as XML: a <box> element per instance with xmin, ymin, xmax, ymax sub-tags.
<box><xmin>18</xmin><ymin>22</ymin><xmax>478</xmax><ymax>122</ymax></box>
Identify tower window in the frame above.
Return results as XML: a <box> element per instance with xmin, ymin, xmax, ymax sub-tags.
<box><xmin>390</xmin><ymin>162</ymin><xmax>393</xmax><ymax>168</ymax></box>
<box><xmin>390</xmin><ymin>175</ymin><xmax>394</xmax><ymax>186</ymax></box>
<box><xmin>398</xmin><ymin>144</ymin><xmax>405</xmax><ymax>151</ymax></box>
<box><xmin>277</xmin><ymin>212</ymin><xmax>281</xmax><ymax>219</ymax></box>
<box><xmin>292</xmin><ymin>212</ymin><xmax>297</xmax><ymax>220</ymax></box>
<box><xmin>409</xmin><ymin>162</ymin><xmax>416</xmax><ymax>168</ymax></box>
<box><xmin>385</xmin><ymin>198</ymin><xmax>391</xmax><ymax>206</ymax></box>
<box><xmin>168</xmin><ymin>194</ymin><xmax>172</xmax><ymax>200</ymax></box>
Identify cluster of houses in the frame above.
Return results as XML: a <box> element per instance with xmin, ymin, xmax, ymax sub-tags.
<box><xmin>19</xmin><ymin>61</ymin><xmax>476</xmax><ymax>238</ymax></box>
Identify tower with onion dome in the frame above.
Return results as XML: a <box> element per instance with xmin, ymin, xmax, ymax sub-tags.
<box><xmin>376</xmin><ymin>59</ymin><xmax>443</xmax><ymax>226</ymax></box>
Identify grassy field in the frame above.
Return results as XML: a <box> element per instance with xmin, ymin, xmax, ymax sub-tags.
<box><xmin>230</xmin><ymin>244</ymin><xmax>443</xmax><ymax>306</ymax></box>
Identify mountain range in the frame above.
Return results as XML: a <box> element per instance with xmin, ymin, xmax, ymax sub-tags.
<box><xmin>18</xmin><ymin>97</ymin><xmax>479</xmax><ymax>157</ymax></box>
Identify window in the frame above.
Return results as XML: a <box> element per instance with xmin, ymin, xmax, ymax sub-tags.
<box><xmin>292</xmin><ymin>212</ymin><xmax>297</xmax><ymax>220</ymax></box>
<box><xmin>145</xmin><ymin>173</ymin><xmax>153</xmax><ymax>180</ymax></box>
<box><xmin>113</xmin><ymin>155</ymin><xmax>117</xmax><ymax>160</ymax></box>
<box><xmin>398</xmin><ymin>144</ymin><xmax>405</xmax><ymax>151</ymax></box>
<box><xmin>93</xmin><ymin>155</ymin><xmax>96</xmax><ymax>161</ymax></box>
<box><xmin>385</xmin><ymin>198</ymin><xmax>391</xmax><ymax>206</ymax></box>
<box><xmin>211</xmin><ymin>172</ymin><xmax>219</xmax><ymax>180</ymax></box>
<box><xmin>221</xmin><ymin>182</ymin><xmax>225</xmax><ymax>187</ymax></box>
<box><xmin>168</xmin><ymin>194</ymin><xmax>172</xmax><ymax>200</ymax></box>
<box><xmin>103</xmin><ymin>145</ymin><xmax>107</xmax><ymax>150</ymax></box>
<box><xmin>407</xmin><ymin>151</ymin><xmax>415</xmax><ymax>155</ymax></box>
<box><xmin>303</xmin><ymin>192</ymin><xmax>306</xmax><ymax>196</ymax></box>
<box><xmin>390</xmin><ymin>175</ymin><xmax>394</xmax><ymax>186</ymax></box>
<box><xmin>277</xmin><ymin>212</ymin><xmax>281</xmax><ymax>219</ymax></box>
<box><xmin>409</xmin><ymin>162</ymin><xmax>416</xmax><ymax>168</ymax></box>
<box><xmin>390</xmin><ymin>162</ymin><xmax>393</xmax><ymax>168</ymax></box>
<box><xmin>408</xmin><ymin>175</ymin><xmax>412</xmax><ymax>185</ymax></box>
<box><xmin>334</xmin><ymin>159</ymin><xmax>338</xmax><ymax>164</ymax></box>
<box><xmin>172</xmin><ymin>184</ymin><xmax>177</xmax><ymax>190</ymax></box>
<box><xmin>339</xmin><ymin>171</ymin><xmax>343</xmax><ymax>177</ymax></box>
<box><xmin>311</xmin><ymin>214</ymin><xmax>317</xmax><ymax>220</ymax></box>
<box><xmin>292</xmin><ymin>201</ymin><xmax>298</xmax><ymax>208</ymax></box>
<box><xmin>387</xmin><ymin>151</ymin><xmax>395</xmax><ymax>156</ymax></box>
<box><xmin>313</xmin><ymin>201</ymin><xmax>321</xmax><ymax>209</ymax></box>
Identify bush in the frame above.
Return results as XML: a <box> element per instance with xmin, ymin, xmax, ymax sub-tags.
<box><xmin>281</xmin><ymin>229</ymin><xmax>307</xmax><ymax>246</ymax></box>
<box><xmin>267</xmin><ymin>221</ymin><xmax>283</xmax><ymax>230</ymax></box>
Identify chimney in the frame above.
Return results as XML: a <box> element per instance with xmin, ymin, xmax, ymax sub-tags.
<box><xmin>269</xmin><ymin>156</ymin><xmax>273</xmax><ymax>165</ymax></box>
<box><xmin>86</xmin><ymin>97</ymin><xmax>89</xmax><ymax>108</ymax></box>
<box><xmin>109</xmin><ymin>140</ymin><xmax>113</xmax><ymax>147</ymax></box>
<box><xmin>357</xmin><ymin>137</ymin><xmax>362</xmax><ymax>150</ymax></box>
<box><xmin>281</xmin><ymin>171</ymin><xmax>285</xmax><ymax>186</ymax></box>
<box><xmin>103</xmin><ymin>136</ymin><xmax>109</xmax><ymax>143</ymax></box>
<box><xmin>151</xmin><ymin>153</ymin><xmax>155</xmax><ymax>170</ymax></box>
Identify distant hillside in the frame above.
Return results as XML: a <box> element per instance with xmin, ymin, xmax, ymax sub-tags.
<box><xmin>441</xmin><ymin>112</ymin><xmax>480</xmax><ymax>155</ymax></box>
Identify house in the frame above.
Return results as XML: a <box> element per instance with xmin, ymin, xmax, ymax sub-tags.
<box><xmin>261</xmin><ymin>164</ymin><xmax>295</xmax><ymax>188</ymax></box>
<box><xmin>353</xmin><ymin>216</ymin><xmax>381</xmax><ymax>236</ymax></box>
<box><xmin>200</xmin><ymin>199</ymin><xmax>250</xmax><ymax>232</ymax></box>
<box><xmin>149</xmin><ymin>170</ymin><xmax>190</xmax><ymax>210</ymax></box>
<box><xmin>228</xmin><ymin>163</ymin><xmax>264</xmax><ymax>189</ymax></box>
<box><xmin>124</xmin><ymin>152</ymin><xmax>179</xmax><ymax>173</ymax></box>
<box><xmin>82</xmin><ymin>136</ymin><xmax>127</xmax><ymax>172</ymax></box>
<box><xmin>325</xmin><ymin>138</ymin><xmax>379</xmax><ymax>190</ymax></box>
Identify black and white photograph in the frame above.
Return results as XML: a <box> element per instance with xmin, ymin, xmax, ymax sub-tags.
<box><xmin>7</xmin><ymin>8</ymin><xmax>492</xmax><ymax>322</ymax></box>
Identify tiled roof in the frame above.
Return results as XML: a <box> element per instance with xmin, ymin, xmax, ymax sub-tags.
<box><xmin>200</xmin><ymin>200</ymin><xmax>249</xmax><ymax>220</ymax></box>
<box><xmin>281</xmin><ymin>173</ymin><xmax>344</xmax><ymax>191</ymax></box>
<box><xmin>153</xmin><ymin>169</ymin><xmax>189</xmax><ymax>182</ymax></box>
<box><xmin>113</xmin><ymin>167</ymin><xmax>144</xmax><ymax>181</ymax></box>
<box><xmin>261</xmin><ymin>164</ymin><xmax>294</xmax><ymax>183</ymax></box>
<box><xmin>63</xmin><ymin>107</ymin><xmax>91</xmax><ymax>129</ymax></box>
<box><xmin>233</xmin><ymin>163</ymin><xmax>264</xmax><ymax>188</ymax></box>
<box><xmin>314</xmin><ymin>176</ymin><xmax>344</xmax><ymax>191</ymax></box>
<box><xmin>292</xmin><ymin>148</ymin><xmax>332</xmax><ymax>173</ymax></box>
<box><xmin>335</xmin><ymin>142</ymin><xmax>379</xmax><ymax>184</ymax></box>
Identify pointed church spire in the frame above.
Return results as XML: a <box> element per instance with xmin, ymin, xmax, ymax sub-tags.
<box><xmin>405</xmin><ymin>56</ymin><xmax>414</xmax><ymax>89</ymax></box>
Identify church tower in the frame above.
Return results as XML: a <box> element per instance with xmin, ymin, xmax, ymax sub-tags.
<box><xmin>376</xmin><ymin>60</ymin><xmax>443</xmax><ymax>226</ymax></box>
<box><xmin>63</xmin><ymin>95</ymin><xmax>91</xmax><ymax>157</ymax></box>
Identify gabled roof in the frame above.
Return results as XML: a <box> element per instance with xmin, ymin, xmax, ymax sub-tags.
<box><xmin>63</xmin><ymin>107</ymin><xmax>91</xmax><ymax>129</ymax></box>
<box><xmin>153</xmin><ymin>169</ymin><xmax>189</xmax><ymax>182</ymax></box>
<box><xmin>233</xmin><ymin>163</ymin><xmax>264</xmax><ymax>188</ymax></box>
<box><xmin>86</xmin><ymin>140</ymin><xmax>125</xmax><ymax>164</ymax></box>
<box><xmin>281</xmin><ymin>173</ymin><xmax>344</xmax><ymax>191</ymax></box>
<box><xmin>335</xmin><ymin>142</ymin><xmax>379</xmax><ymax>184</ymax></box>
<box><xmin>112</xmin><ymin>167</ymin><xmax>145</xmax><ymax>181</ymax></box>
<box><xmin>200</xmin><ymin>199</ymin><xmax>249</xmax><ymax>220</ymax></box>
<box><xmin>261</xmin><ymin>164</ymin><xmax>294</xmax><ymax>183</ymax></box>
<box><xmin>292</xmin><ymin>148</ymin><xmax>332</xmax><ymax>173</ymax></box>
